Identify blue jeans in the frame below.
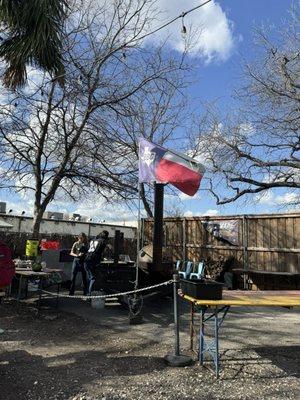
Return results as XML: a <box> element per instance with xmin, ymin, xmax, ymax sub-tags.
<box><xmin>84</xmin><ymin>258</ymin><xmax>97</xmax><ymax>296</ymax></box>
<box><xmin>69</xmin><ymin>258</ymin><xmax>88</xmax><ymax>295</ymax></box>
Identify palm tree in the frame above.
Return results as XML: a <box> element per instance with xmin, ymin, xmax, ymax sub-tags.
<box><xmin>0</xmin><ymin>0</ymin><xmax>67</xmax><ymax>89</ymax></box>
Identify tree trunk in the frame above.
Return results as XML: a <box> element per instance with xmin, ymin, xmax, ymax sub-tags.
<box><xmin>32</xmin><ymin>207</ymin><xmax>45</xmax><ymax>239</ymax></box>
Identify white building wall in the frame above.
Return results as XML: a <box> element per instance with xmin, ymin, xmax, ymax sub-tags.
<box><xmin>0</xmin><ymin>215</ymin><xmax>136</xmax><ymax>239</ymax></box>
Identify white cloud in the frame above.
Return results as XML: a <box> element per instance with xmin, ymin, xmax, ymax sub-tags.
<box><xmin>202</xmin><ymin>208</ymin><xmax>219</xmax><ymax>216</ymax></box>
<box><xmin>1</xmin><ymin>195</ymin><xmax>139</xmax><ymax>225</ymax></box>
<box><xmin>256</xmin><ymin>191</ymin><xmax>300</xmax><ymax>207</ymax></box>
<box><xmin>179</xmin><ymin>192</ymin><xmax>201</xmax><ymax>201</ymax></box>
<box><xmin>147</xmin><ymin>0</ymin><xmax>236</xmax><ymax>63</ymax></box>
<box><xmin>275</xmin><ymin>193</ymin><xmax>300</xmax><ymax>206</ymax></box>
<box><xmin>184</xmin><ymin>210</ymin><xmax>193</xmax><ymax>217</ymax></box>
<box><xmin>184</xmin><ymin>208</ymin><xmax>219</xmax><ymax>217</ymax></box>
<box><xmin>72</xmin><ymin>198</ymin><xmax>138</xmax><ymax>223</ymax></box>
<box><xmin>23</xmin><ymin>66</ymin><xmax>47</xmax><ymax>95</ymax></box>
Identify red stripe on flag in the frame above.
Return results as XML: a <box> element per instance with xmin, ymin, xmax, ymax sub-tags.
<box><xmin>156</xmin><ymin>159</ymin><xmax>202</xmax><ymax>196</ymax></box>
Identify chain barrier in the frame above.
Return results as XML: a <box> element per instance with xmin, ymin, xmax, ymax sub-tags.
<box><xmin>41</xmin><ymin>279</ymin><xmax>173</xmax><ymax>300</ymax></box>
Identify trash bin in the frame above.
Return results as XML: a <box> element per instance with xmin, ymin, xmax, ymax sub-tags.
<box><xmin>180</xmin><ymin>279</ymin><xmax>223</xmax><ymax>300</ymax></box>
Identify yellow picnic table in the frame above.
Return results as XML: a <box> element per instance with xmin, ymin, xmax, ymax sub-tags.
<box><xmin>182</xmin><ymin>290</ymin><xmax>300</xmax><ymax>377</ymax></box>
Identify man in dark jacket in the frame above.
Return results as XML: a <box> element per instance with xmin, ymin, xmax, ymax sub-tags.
<box><xmin>84</xmin><ymin>230</ymin><xmax>109</xmax><ymax>295</ymax></box>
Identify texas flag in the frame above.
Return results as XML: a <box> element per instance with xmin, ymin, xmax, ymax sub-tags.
<box><xmin>138</xmin><ymin>138</ymin><xmax>205</xmax><ymax>196</ymax></box>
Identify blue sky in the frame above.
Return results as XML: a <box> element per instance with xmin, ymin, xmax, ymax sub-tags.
<box><xmin>0</xmin><ymin>0</ymin><xmax>298</xmax><ymax>224</ymax></box>
<box><xmin>192</xmin><ymin>0</ymin><xmax>292</xmax><ymax>106</ymax></box>
<box><xmin>161</xmin><ymin>0</ymin><xmax>298</xmax><ymax>220</ymax></box>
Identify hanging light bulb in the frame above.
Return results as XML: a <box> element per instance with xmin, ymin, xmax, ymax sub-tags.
<box><xmin>181</xmin><ymin>12</ymin><xmax>187</xmax><ymax>35</ymax></box>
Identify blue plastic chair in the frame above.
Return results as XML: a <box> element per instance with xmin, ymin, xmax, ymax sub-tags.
<box><xmin>179</xmin><ymin>261</ymin><xmax>193</xmax><ymax>280</ymax></box>
<box><xmin>190</xmin><ymin>261</ymin><xmax>205</xmax><ymax>280</ymax></box>
<box><xmin>175</xmin><ymin>260</ymin><xmax>182</xmax><ymax>271</ymax></box>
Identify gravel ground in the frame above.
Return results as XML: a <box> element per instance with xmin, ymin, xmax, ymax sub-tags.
<box><xmin>0</xmin><ymin>293</ymin><xmax>299</xmax><ymax>400</ymax></box>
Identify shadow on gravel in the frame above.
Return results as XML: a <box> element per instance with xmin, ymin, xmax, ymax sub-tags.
<box><xmin>42</xmin><ymin>292</ymin><xmax>191</xmax><ymax>331</ymax></box>
<box><xmin>218</xmin><ymin>345</ymin><xmax>300</xmax><ymax>380</ymax></box>
<box><xmin>254</xmin><ymin>345</ymin><xmax>300</xmax><ymax>378</ymax></box>
<box><xmin>0</xmin><ymin>349</ymin><xmax>167</xmax><ymax>400</ymax></box>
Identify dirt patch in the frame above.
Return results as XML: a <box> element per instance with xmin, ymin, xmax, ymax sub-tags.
<box><xmin>0</xmin><ymin>296</ymin><xmax>299</xmax><ymax>400</ymax></box>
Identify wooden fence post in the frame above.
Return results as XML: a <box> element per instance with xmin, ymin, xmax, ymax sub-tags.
<box><xmin>183</xmin><ymin>218</ymin><xmax>186</xmax><ymax>261</ymax></box>
<box><xmin>242</xmin><ymin>215</ymin><xmax>249</xmax><ymax>289</ymax></box>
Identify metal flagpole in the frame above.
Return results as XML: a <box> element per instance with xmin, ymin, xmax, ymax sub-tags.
<box><xmin>129</xmin><ymin>141</ymin><xmax>143</xmax><ymax>324</ymax></box>
<box><xmin>135</xmin><ymin>182</ymin><xmax>141</xmax><ymax>290</ymax></box>
<box><xmin>129</xmin><ymin>181</ymin><xmax>143</xmax><ymax>325</ymax></box>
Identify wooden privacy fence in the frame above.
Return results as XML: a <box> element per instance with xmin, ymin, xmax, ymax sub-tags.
<box><xmin>142</xmin><ymin>213</ymin><xmax>300</xmax><ymax>273</ymax></box>
<box><xmin>0</xmin><ymin>232</ymin><xmax>136</xmax><ymax>261</ymax></box>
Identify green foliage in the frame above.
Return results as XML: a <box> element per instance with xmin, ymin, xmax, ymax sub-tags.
<box><xmin>32</xmin><ymin>262</ymin><xmax>42</xmax><ymax>272</ymax></box>
<box><xmin>0</xmin><ymin>0</ymin><xmax>67</xmax><ymax>88</ymax></box>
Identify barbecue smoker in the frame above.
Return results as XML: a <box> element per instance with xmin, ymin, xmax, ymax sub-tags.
<box><xmin>93</xmin><ymin>184</ymin><xmax>173</xmax><ymax>295</ymax></box>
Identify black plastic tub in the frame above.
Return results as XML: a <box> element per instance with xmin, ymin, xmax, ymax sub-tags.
<box><xmin>180</xmin><ymin>279</ymin><xmax>223</xmax><ymax>300</ymax></box>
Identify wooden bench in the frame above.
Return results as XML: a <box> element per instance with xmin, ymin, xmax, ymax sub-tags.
<box><xmin>184</xmin><ymin>290</ymin><xmax>300</xmax><ymax>378</ymax></box>
<box><xmin>232</xmin><ymin>269</ymin><xmax>300</xmax><ymax>290</ymax></box>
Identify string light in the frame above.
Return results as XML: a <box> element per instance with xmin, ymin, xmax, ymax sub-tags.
<box><xmin>136</xmin><ymin>0</ymin><xmax>212</xmax><ymax>43</ymax></box>
<box><xmin>45</xmin><ymin>0</ymin><xmax>213</xmax><ymax>84</ymax></box>
<box><xmin>181</xmin><ymin>13</ymin><xmax>187</xmax><ymax>35</ymax></box>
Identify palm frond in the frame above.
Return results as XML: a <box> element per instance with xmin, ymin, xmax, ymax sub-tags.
<box><xmin>0</xmin><ymin>0</ymin><xmax>67</xmax><ymax>88</ymax></box>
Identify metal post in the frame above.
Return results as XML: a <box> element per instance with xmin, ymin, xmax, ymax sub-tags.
<box><xmin>130</xmin><ymin>183</ymin><xmax>144</xmax><ymax>325</ymax></box>
<box><xmin>199</xmin><ymin>307</ymin><xmax>205</xmax><ymax>365</ymax></box>
<box><xmin>141</xmin><ymin>217</ymin><xmax>144</xmax><ymax>250</ymax></box>
<box><xmin>164</xmin><ymin>273</ymin><xmax>193</xmax><ymax>367</ymax></box>
<box><xmin>190</xmin><ymin>302</ymin><xmax>194</xmax><ymax>351</ymax></box>
<box><xmin>242</xmin><ymin>215</ymin><xmax>249</xmax><ymax>290</ymax></box>
<box><xmin>135</xmin><ymin>183</ymin><xmax>142</xmax><ymax>290</ymax></box>
<box><xmin>173</xmin><ymin>273</ymin><xmax>180</xmax><ymax>356</ymax></box>
<box><xmin>214</xmin><ymin>307</ymin><xmax>219</xmax><ymax>378</ymax></box>
<box><xmin>182</xmin><ymin>218</ymin><xmax>186</xmax><ymax>262</ymax></box>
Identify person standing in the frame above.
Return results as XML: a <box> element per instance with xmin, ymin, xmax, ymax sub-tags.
<box><xmin>85</xmin><ymin>230</ymin><xmax>109</xmax><ymax>295</ymax></box>
<box><xmin>69</xmin><ymin>233</ymin><xmax>88</xmax><ymax>295</ymax></box>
